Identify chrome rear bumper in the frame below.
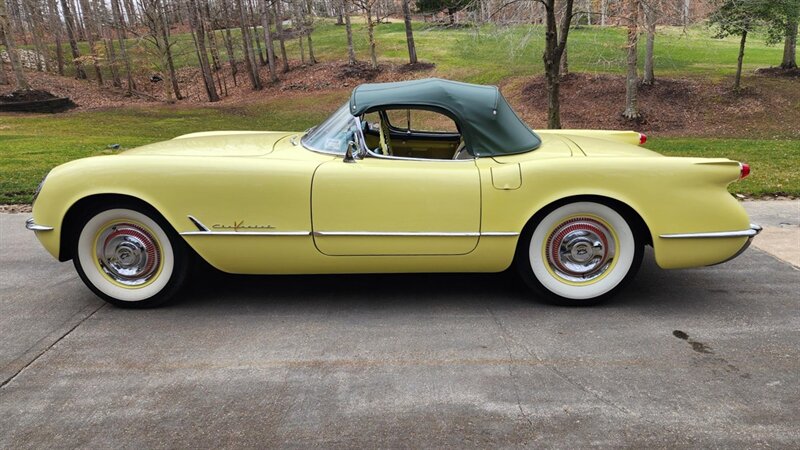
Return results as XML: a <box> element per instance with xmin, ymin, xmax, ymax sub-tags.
<box><xmin>25</xmin><ymin>218</ymin><xmax>54</xmax><ymax>232</ymax></box>
<box><xmin>660</xmin><ymin>224</ymin><xmax>762</xmax><ymax>239</ymax></box>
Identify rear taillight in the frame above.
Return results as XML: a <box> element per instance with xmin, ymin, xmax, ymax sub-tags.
<box><xmin>638</xmin><ymin>133</ymin><xmax>647</xmax><ymax>145</ymax></box>
<box><xmin>739</xmin><ymin>163</ymin><xmax>750</xmax><ymax>179</ymax></box>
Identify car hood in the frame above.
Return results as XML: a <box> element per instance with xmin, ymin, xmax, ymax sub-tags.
<box><xmin>122</xmin><ymin>131</ymin><xmax>293</xmax><ymax>157</ymax></box>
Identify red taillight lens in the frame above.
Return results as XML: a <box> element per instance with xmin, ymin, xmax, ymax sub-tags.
<box><xmin>740</xmin><ymin>163</ymin><xmax>750</xmax><ymax>179</ymax></box>
<box><xmin>639</xmin><ymin>133</ymin><xmax>647</xmax><ymax>145</ymax></box>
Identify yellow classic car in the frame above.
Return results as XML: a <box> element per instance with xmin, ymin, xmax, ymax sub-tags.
<box><xmin>26</xmin><ymin>78</ymin><xmax>760</xmax><ymax>307</ymax></box>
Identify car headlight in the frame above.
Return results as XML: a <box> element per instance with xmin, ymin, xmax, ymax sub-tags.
<box><xmin>32</xmin><ymin>172</ymin><xmax>49</xmax><ymax>206</ymax></box>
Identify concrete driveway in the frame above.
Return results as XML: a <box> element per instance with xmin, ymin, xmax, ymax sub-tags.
<box><xmin>1</xmin><ymin>202</ymin><xmax>798</xmax><ymax>448</ymax></box>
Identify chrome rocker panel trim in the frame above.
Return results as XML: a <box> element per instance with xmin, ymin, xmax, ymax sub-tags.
<box><xmin>182</xmin><ymin>216</ymin><xmax>519</xmax><ymax>238</ymax></box>
<box><xmin>25</xmin><ymin>218</ymin><xmax>54</xmax><ymax>232</ymax></box>
<box><xmin>659</xmin><ymin>224</ymin><xmax>762</xmax><ymax>239</ymax></box>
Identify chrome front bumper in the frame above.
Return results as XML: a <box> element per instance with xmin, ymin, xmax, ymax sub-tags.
<box><xmin>25</xmin><ymin>218</ymin><xmax>54</xmax><ymax>232</ymax></box>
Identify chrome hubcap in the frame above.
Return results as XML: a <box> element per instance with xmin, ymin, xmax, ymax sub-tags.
<box><xmin>546</xmin><ymin>217</ymin><xmax>615</xmax><ymax>282</ymax></box>
<box><xmin>96</xmin><ymin>223</ymin><xmax>160</xmax><ymax>286</ymax></box>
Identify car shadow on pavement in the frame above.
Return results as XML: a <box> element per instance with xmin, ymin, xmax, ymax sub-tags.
<box><xmin>167</xmin><ymin>248</ymin><xmax>724</xmax><ymax>312</ymax></box>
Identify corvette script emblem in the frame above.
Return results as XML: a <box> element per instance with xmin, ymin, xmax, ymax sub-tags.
<box><xmin>212</xmin><ymin>221</ymin><xmax>275</xmax><ymax>231</ymax></box>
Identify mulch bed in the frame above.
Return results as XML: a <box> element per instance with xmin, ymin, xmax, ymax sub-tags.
<box><xmin>511</xmin><ymin>72</ymin><xmax>800</xmax><ymax>137</ymax></box>
<box><xmin>755</xmin><ymin>67</ymin><xmax>800</xmax><ymax>78</ymax></box>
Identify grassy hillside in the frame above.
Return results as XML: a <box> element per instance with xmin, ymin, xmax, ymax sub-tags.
<box><xmin>1</xmin><ymin>22</ymin><xmax>797</xmax><ymax>203</ymax></box>
<box><xmin>54</xmin><ymin>21</ymin><xmax>787</xmax><ymax>83</ymax></box>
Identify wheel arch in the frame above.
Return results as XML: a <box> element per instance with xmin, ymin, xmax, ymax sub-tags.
<box><xmin>515</xmin><ymin>194</ymin><xmax>653</xmax><ymax>258</ymax></box>
<box><xmin>58</xmin><ymin>193</ymin><xmax>181</xmax><ymax>262</ymax></box>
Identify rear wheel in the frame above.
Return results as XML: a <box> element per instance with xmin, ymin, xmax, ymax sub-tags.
<box><xmin>72</xmin><ymin>205</ymin><xmax>188</xmax><ymax>308</ymax></box>
<box><xmin>516</xmin><ymin>201</ymin><xmax>643</xmax><ymax>306</ymax></box>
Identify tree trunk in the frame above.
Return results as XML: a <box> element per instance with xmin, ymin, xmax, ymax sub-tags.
<box><xmin>220</xmin><ymin>0</ymin><xmax>238</xmax><ymax>84</ymax></box>
<box><xmin>249</xmin><ymin>0</ymin><xmax>266</xmax><ymax>65</ymax></box>
<box><xmin>123</xmin><ymin>0</ymin><xmax>136</xmax><ymax>27</ymax></box>
<box><xmin>560</xmin><ymin>42</ymin><xmax>568</xmax><ymax>75</ymax></box>
<box><xmin>110</xmin><ymin>0</ymin><xmax>134</xmax><ymax>93</ymax></box>
<box><xmin>366</xmin><ymin>3</ymin><xmax>377</xmax><ymax>69</ymax></box>
<box><xmin>237</xmin><ymin>0</ymin><xmax>262</xmax><ymax>89</ymax></box>
<box><xmin>48</xmin><ymin>0</ymin><xmax>65</xmax><ymax>75</ymax></box>
<box><xmin>642</xmin><ymin>2</ymin><xmax>656</xmax><ymax>85</ymax></box>
<box><xmin>188</xmin><ymin>0</ymin><xmax>220</xmax><ymax>101</ymax></box>
<box><xmin>202</xmin><ymin>0</ymin><xmax>222</xmax><ymax>71</ymax></box>
<box><xmin>0</xmin><ymin>0</ymin><xmax>30</xmax><ymax>89</ymax></box>
<box><xmin>682</xmin><ymin>0</ymin><xmax>690</xmax><ymax>27</ymax></box>
<box><xmin>60</xmin><ymin>0</ymin><xmax>86</xmax><ymax>78</ymax></box>
<box><xmin>305</xmin><ymin>0</ymin><xmax>316</xmax><ymax>64</ymax></box>
<box><xmin>274</xmin><ymin>0</ymin><xmax>289</xmax><ymax>72</ymax></box>
<box><xmin>344</xmin><ymin>0</ymin><xmax>355</xmax><ymax>64</ymax></box>
<box><xmin>402</xmin><ymin>0</ymin><xmax>417</xmax><ymax>64</ymax></box>
<box><xmin>158</xmin><ymin>0</ymin><xmax>182</xmax><ymax>100</ymax></box>
<box><xmin>260</xmin><ymin>0</ymin><xmax>278</xmax><ymax>81</ymax></box>
<box><xmin>781</xmin><ymin>18</ymin><xmax>797</xmax><ymax>69</ymax></box>
<box><xmin>600</xmin><ymin>0</ymin><xmax>606</xmax><ymax>26</ymax></box>
<box><xmin>0</xmin><ymin>55</ymin><xmax>6</xmax><ymax>85</ymax></box>
<box><xmin>734</xmin><ymin>28</ymin><xmax>747</xmax><ymax>92</ymax></box>
<box><xmin>542</xmin><ymin>0</ymin><xmax>574</xmax><ymax>129</ymax></box>
<box><xmin>78</xmin><ymin>0</ymin><xmax>103</xmax><ymax>84</ymax></box>
<box><xmin>622</xmin><ymin>0</ymin><xmax>640</xmax><ymax>120</ymax></box>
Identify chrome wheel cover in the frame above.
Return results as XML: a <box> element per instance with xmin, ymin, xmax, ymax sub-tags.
<box><xmin>95</xmin><ymin>223</ymin><xmax>161</xmax><ymax>286</ymax></box>
<box><xmin>545</xmin><ymin>217</ymin><xmax>616</xmax><ymax>283</ymax></box>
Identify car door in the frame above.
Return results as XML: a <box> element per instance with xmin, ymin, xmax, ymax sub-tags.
<box><xmin>311</xmin><ymin>157</ymin><xmax>481</xmax><ymax>256</ymax></box>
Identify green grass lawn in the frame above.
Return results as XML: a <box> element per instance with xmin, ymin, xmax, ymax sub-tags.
<box><xmin>48</xmin><ymin>21</ymin><xmax>787</xmax><ymax>84</ymax></box>
<box><xmin>1</xmin><ymin>104</ymin><xmax>796</xmax><ymax>203</ymax></box>
<box><xmin>2</xmin><ymin>22</ymin><xmax>797</xmax><ymax>203</ymax></box>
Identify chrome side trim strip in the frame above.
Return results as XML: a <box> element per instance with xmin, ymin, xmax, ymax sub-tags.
<box><xmin>180</xmin><ymin>230</ymin><xmax>520</xmax><ymax>237</ymax></box>
<box><xmin>312</xmin><ymin>231</ymin><xmax>519</xmax><ymax>237</ymax></box>
<box><xmin>187</xmin><ymin>215</ymin><xmax>210</xmax><ymax>232</ymax></box>
<box><xmin>181</xmin><ymin>230</ymin><xmax>311</xmax><ymax>236</ymax></box>
<box><xmin>25</xmin><ymin>218</ymin><xmax>54</xmax><ymax>232</ymax></box>
<box><xmin>660</xmin><ymin>224</ymin><xmax>762</xmax><ymax>239</ymax></box>
<box><xmin>314</xmin><ymin>231</ymin><xmax>480</xmax><ymax>237</ymax></box>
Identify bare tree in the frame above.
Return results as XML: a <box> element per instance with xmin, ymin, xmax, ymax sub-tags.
<box><xmin>60</xmin><ymin>0</ymin><xmax>87</xmax><ymax>78</ymax></box>
<box><xmin>541</xmin><ymin>0</ymin><xmax>575</xmax><ymax>129</ymax></box>
<box><xmin>274</xmin><ymin>0</ymin><xmax>290</xmax><ymax>71</ymax></box>
<box><xmin>343</xmin><ymin>0</ymin><xmax>356</xmax><ymax>64</ymax></box>
<box><xmin>137</xmin><ymin>0</ymin><xmax>182</xmax><ymax>101</ymax></box>
<box><xmin>78</xmin><ymin>0</ymin><xmax>104</xmax><ymax>84</ymax></box>
<box><xmin>110</xmin><ymin>0</ymin><xmax>135</xmax><ymax>93</ymax></box>
<box><xmin>354</xmin><ymin>0</ymin><xmax>379</xmax><ymax>68</ymax></box>
<box><xmin>305</xmin><ymin>0</ymin><xmax>317</xmax><ymax>64</ymax></box>
<box><xmin>0</xmin><ymin>0</ymin><xmax>30</xmax><ymax>89</ymax></box>
<box><xmin>260</xmin><ymin>0</ymin><xmax>278</xmax><ymax>80</ymax></box>
<box><xmin>220</xmin><ymin>0</ymin><xmax>239</xmax><ymax>83</ymax></box>
<box><xmin>641</xmin><ymin>0</ymin><xmax>658</xmax><ymax>85</ymax></box>
<box><xmin>47</xmin><ymin>0</ymin><xmax>65</xmax><ymax>75</ymax></box>
<box><xmin>402</xmin><ymin>0</ymin><xmax>417</xmax><ymax>64</ymax></box>
<box><xmin>622</xmin><ymin>0</ymin><xmax>640</xmax><ymax>119</ymax></box>
<box><xmin>237</xmin><ymin>0</ymin><xmax>263</xmax><ymax>89</ymax></box>
<box><xmin>188</xmin><ymin>0</ymin><xmax>220</xmax><ymax>100</ymax></box>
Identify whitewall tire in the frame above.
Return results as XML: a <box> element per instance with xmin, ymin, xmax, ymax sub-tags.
<box><xmin>73</xmin><ymin>205</ymin><xmax>188</xmax><ymax>308</ymax></box>
<box><xmin>517</xmin><ymin>201</ymin><xmax>643</xmax><ymax>306</ymax></box>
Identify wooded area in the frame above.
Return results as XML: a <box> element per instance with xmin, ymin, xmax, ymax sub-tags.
<box><xmin>0</xmin><ymin>0</ymin><xmax>798</xmax><ymax>127</ymax></box>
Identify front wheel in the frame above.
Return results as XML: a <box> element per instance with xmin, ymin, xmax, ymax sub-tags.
<box><xmin>73</xmin><ymin>205</ymin><xmax>188</xmax><ymax>308</ymax></box>
<box><xmin>516</xmin><ymin>201</ymin><xmax>644</xmax><ymax>306</ymax></box>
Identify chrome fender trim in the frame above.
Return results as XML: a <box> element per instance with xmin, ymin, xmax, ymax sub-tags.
<box><xmin>659</xmin><ymin>224</ymin><xmax>762</xmax><ymax>239</ymax></box>
<box><xmin>25</xmin><ymin>218</ymin><xmax>54</xmax><ymax>232</ymax></box>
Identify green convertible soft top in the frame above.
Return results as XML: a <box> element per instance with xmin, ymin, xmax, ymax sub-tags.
<box><xmin>349</xmin><ymin>78</ymin><xmax>541</xmax><ymax>157</ymax></box>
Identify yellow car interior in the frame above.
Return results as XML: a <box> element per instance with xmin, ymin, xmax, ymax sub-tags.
<box><xmin>362</xmin><ymin>109</ymin><xmax>470</xmax><ymax>160</ymax></box>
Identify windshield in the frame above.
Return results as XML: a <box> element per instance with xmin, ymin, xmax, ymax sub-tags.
<box><xmin>301</xmin><ymin>103</ymin><xmax>359</xmax><ymax>155</ymax></box>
